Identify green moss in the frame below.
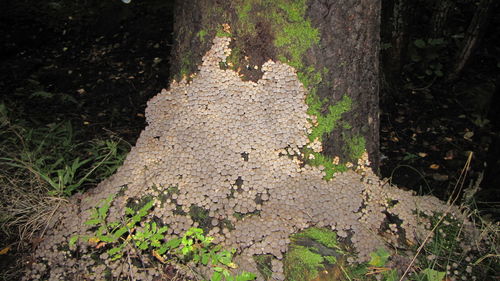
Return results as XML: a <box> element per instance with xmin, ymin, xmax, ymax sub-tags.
<box><xmin>196</xmin><ymin>29</ymin><xmax>208</xmax><ymax>43</ymax></box>
<box><xmin>295</xmin><ymin>228</ymin><xmax>340</xmax><ymax>250</ymax></box>
<box><xmin>343</xmin><ymin>134</ymin><xmax>366</xmax><ymax>161</ymax></box>
<box><xmin>126</xmin><ymin>195</ymin><xmax>154</xmax><ymax>213</ymax></box>
<box><xmin>303</xmin><ymin>95</ymin><xmax>353</xmax><ymax>180</ymax></box>
<box><xmin>271</xmin><ymin>0</ymin><xmax>320</xmax><ymax>71</ymax></box>
<box><xmin>308</xmin><ymin>95</ymin><xmax>352</xmax><ymax>142</ymax></box>
<box><xmin>284</xmin><ymin>245</ymin><xmax>324</xmax><ymax>281</ymax></box>
<box><xmin>166</xmin><ymin>185</ymin><xmax>179</xmax><ymax>194</ymax></box>
<box><xmin>236</xmin><ymin>0</ymin><xmax>256</xmax><ymax>34</ymax></box>
<box><xmin>253</xmin><ymin>254</ymin><xmax>274</xmax><ymax>280</ymax></box>
<box><xmin>233</xmin><ymin>210</ymin><xmax>261</xmax><ymax>221</ymax></box>
<box><xmin>178</xmin><ymin>51</ymin><xmax>194</xmax><ymax>80</ymax></box>
<box><xmin>226</xmin><ymin>45</ymin><xmax>242</xmax><ymax>68</ymax></box>
<box><xmin>216</xmin><ymin>30</ymin><xmax>232</xmax><ymax>37</ymax></box>
<box><xmin>189</xmin><ymin>205</ymin><xmax>211</xmax><ymax>231</ymax></box>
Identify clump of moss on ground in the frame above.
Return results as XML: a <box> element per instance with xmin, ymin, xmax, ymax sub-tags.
<box><xmin>284</xmin><ymin>227</ymin><xmax>345</xmax><ymax>281</ymax></box>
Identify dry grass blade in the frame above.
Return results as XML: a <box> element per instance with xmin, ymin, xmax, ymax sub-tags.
<box><xmin>0</xmin><ymin>172</ymin><xmax>67</xmax><ymax>246</ymax></box>
<box><xmin>398</xmin><ymin>152</ymin><xmax>473</xmax><ymax>281</ymax></box>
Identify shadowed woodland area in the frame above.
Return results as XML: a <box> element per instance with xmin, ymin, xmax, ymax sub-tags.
<box><xmin>0</xmin><ymin>0</ymin><xmax>499</xmax><ymax>280</ymax></box>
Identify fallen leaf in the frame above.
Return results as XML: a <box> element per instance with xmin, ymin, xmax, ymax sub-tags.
<box><xmin>430</xmin><ymin>164</ymin><xmax>440</xmax><ymax>170</ymax></box>
<box><xmin>432</xmin><ymin>173</ymin><xmax>449</xmax><ymax>181</ymax></box>
<box><xmin>0</xmin><ymin>246</ymin><xmax>10</xmax><ymax>255</ymax></box>
<box><xmin>152</xmin><ymin>250</ymin><xmax>166</xmax><ymax>263</ymax></box>
<box><xmin>418</xmin><ymin>152</ymin><xmax>428</xmax><ymax>157</ymax></box>
<box><xmin>88</xmin><ymin>237</ymin><xmax>100</xmax><ymax>245</ymax></box>
<box><xmin>96</xmin><ymin>242</ymin><xmax>107</xmax><ymax>249</ymax></box>
<box><xmin>444</xmin><ymin>150</ymin><xmax>454</xmax><ymax>160</ymax></box>
<box><xmin>463</xmin><ymin>131</ymin><xmax>474</xmax><ymax>140</ymax></box>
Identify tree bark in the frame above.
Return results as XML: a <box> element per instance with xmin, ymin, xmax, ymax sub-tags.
<box><xmin>448</xmin><ymin>0</ymin><xmax>494</xmax><ymax>81</ymax></box>
<box><xmin>430</xmin><ymin>0</ymin><xmax>453</xmax><ymax>38</ymax></box>
<box><xmin>170</xmin><ymin>0</ymin><xmax>381</xmax><ymax>173</ymax></box>
<box><xmin>380</xmin><ymin>0</ymin><xmax>414</xmax><ymax>87</ymax></box>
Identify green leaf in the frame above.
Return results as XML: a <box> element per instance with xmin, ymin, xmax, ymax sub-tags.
<box><xmin>84</xmin><ymin>219</ymin><xmax>101</xmax><ymax>226</ymax></box>
<box><xmin>222</xmin><ymin>269</ymin><xmax>231</xmax><ymax>279</ymax></box>
<box><xmin>69</xmin><ymin>235</ymin><xmax>79</xmax><ymax>246</ymax></box>
<box><xmin>422</xmin><ymin>268</ymin><xmax>446</xmax><ymax>281</ymax></box>
<box><xmin>414</xmin><ymin>39</ymin><xmax>426</xmax><ymax>48</ymax></box>
<box><xmin>158</xmin><ymin>226</ymin><xmax>169</xmax><ymax>233</ymax></box>
<box><xmin>193</xmin><ymin>254</ymin><xmax>201</xmax><ymax>263</ymax></box>
<box><xmin>369</xmin><ymin>248</ymin><xmax>390</xmax><ymax>267</ymax></box>
<box><xmin>110</xmin><ymin>253</ymin><xmax>123</xmax><ymax>261</ymax></box>
<box><xmin>114</xmin><ymin>226</ymin><xmax>128</xmax><ymax>239</ymax></box>
<box><xmin>108</xmin><ymin>246</ymin><xmax>123</xmax><ymax>255</ymax></box>
<box><xmin>383</xmin><ymin>269</ymin><xmax>399</xmax><ymax>281</ymax></box>
<box><xmin>138</xmin><ymin>200</ymin><xmax>154</xmax><ymax>216</ymax></box>
<box><xmin>201</xmin><ymin>253</ymin><xmax>210</xmax><ymax>265</ymax></box>
<box><xmin>210</xmin><ymin>271</ymin><xmax>223</xmax><ymax>281</ymax></box>
<box><xmin>157</xmin><ymin>244</ymin><xmax>169</xmax><ymax>255</ymax></box>
<box><xmin>98</xmin><ymin>234</ymin><xmax>116</xmax><ymax>243</ymax></box>
<box><xmin>125</xmin><ymin>207</ymin><xmax>134</xmax><ymax>215</ymax></box>
<box><xmin>235</xmin><ymin>272</ymin><xmax>257</xmax><ymax>281</ymax></box>
<box><xmin>164</xmin><ymin>238</ymin><xmax>181</xmax><ymax>249</ymax></box>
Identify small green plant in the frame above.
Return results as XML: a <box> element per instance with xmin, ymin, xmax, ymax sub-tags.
<box><xmin>412</xmin><ymin>268</ymin><xmax>446</xmax><ymax>281</ymax></box>
<box><xmin>405</xmin><ymin>37</ymin><xmax>447</xmax><ymax>87</ymax></box>
<box><xmin>70</xmin><ymin>195</ymin><xmax>256</xmax><ymax>281</ymax></box>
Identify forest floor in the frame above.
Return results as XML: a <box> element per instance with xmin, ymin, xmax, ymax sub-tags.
<box><xmin>0</xmin><ymin>0</ymin><xmax>498</xmax><ymax>279</ymax></box>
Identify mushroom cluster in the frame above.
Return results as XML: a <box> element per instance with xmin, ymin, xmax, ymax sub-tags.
<box><xmin>24</xmin><ymin>36</ymin><xmax>467</xmax><ymax>281</ymax></box>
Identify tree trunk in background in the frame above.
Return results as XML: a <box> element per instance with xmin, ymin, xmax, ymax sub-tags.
<box><xmin>380</xmin><ymin>0</ymin><xmax>414</xmax><ymax>91</ymax></box>
<box><xmin>170</xmin><ymin>0</ymin><xmax>381</xmax><ymax>173</ymax></box>
<box><xmin>448</xmin><ymin>0</ymin><xmax>494</xmax><ymax>81</ymax></box>
<box><xmin>430</xmin><ymin>0</ymin><xmax>453</xmax><ymax>38</ymax></box>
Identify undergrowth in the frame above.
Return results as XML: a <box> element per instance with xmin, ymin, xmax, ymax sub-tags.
<box><xmin>0</xmin><ymin>101</ymin><xmax>130</xmax><ymax>248</ymax></box>
<box><xmin>70</xmin><ymin>194</ymin><xmax>256</xmax><ymax>281</ymax></box>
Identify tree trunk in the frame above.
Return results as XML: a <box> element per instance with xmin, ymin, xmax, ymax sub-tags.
<box><xmin>380</xmin><ymin>0</ymin><xmax>414</xmax><ymax>88</ymax></box>
<box><xmin>170</xmin><ymin>0</ymin><xmax>381</xmax><ymax>174</ymax></box>
<box><xmin>448</xmin><ymin>0</ymin><xmax>494</xmax><ymax>81</ymax></box>
<box><xmin>430</xmin><ymin>0</ymin><xmax>453</xmax><ymax>38</ymax></box>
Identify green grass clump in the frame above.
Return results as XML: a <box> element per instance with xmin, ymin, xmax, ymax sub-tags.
<box><xmin>0</xmin><ymin>102</ymin><xmax>129</xmax><ymax>243</ymax></box>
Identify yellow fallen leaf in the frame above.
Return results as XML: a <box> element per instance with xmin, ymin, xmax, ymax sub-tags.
<box><xmin>88</xmin><ymin>237</ymin><xmax>100</xmax><ymax>245</ymax></box>
<box><xmin>0</xmin><ymin>246</ymin><xmax>10</xmax><ymax>255</ymax></box>
<box><xmin>429</xmin><ymin>164</ymin><xmax>440</xmax><ymax>170</ymax></box>
<box><xmin>152</xmin><ymin>250</ymin><xmax>166</xmax><ymax>263</ymax></box>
